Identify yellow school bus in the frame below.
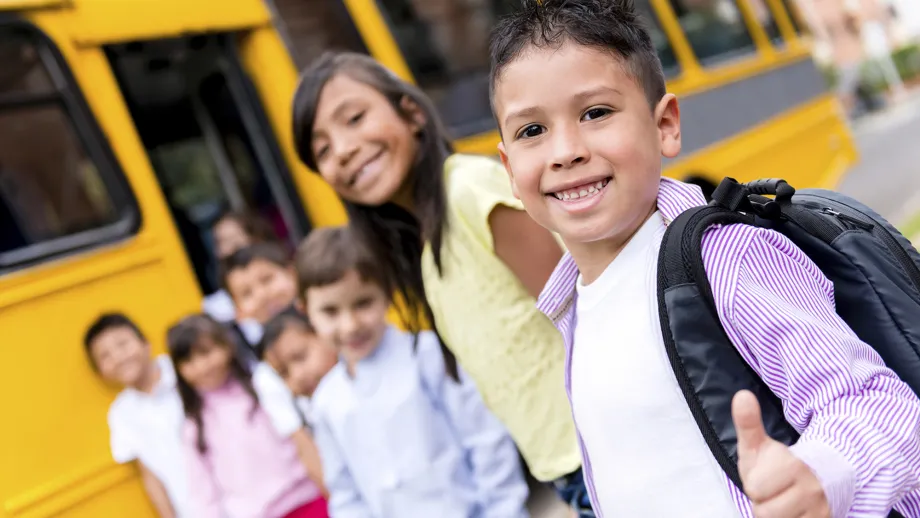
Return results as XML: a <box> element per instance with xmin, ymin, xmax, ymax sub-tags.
<box><xmin>0</xmin><ymin>0</ymin><xmax>856</xmax><ymax>517</ymax></box>
<box><xmin>275</xmin><ymin>0</ymin><xmax>855</xmax><ymax>196</ymax></box>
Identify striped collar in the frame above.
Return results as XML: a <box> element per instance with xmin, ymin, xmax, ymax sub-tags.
<box><xmin>536</xmin><ymin>177</ymin><xmax>707</xmax><ymax>320</ymax></box>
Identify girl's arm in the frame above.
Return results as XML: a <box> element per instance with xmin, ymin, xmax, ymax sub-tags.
<box><xmin>312</xmin><ymin>415</ymin><xmax>374</xmax><ymax>518</ymax></box>
<box><xmin>290</xmin><ymin>428</ymin><xmax>328</xmax><ymax>497</ymax></box>
<box><xmin>181</xmin><ymin>428</ymin><xmax>223</xmax><ymax>518</ymax></box>
<box><xmin>490</xmin><ymin>205</ymin><xmax>563</xmax><ymax>299</ymax></box>
<box><xmin>138</xmin><ymin>462</ymin><xmax>176</xmax><ymax>518</ymax></box>
<box><xmin>416</xmin><ymin>332</ymin><xmax>530</xmax><ymax>518</ymax></box>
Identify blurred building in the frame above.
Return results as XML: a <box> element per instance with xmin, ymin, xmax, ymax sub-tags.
<box><xmin>796</xmin><ymin>0</ymin><xmax>915</xmax><ymax>69</ymax></box>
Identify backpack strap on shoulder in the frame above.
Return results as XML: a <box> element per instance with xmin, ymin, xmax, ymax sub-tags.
<box><xmin>658</xmin><ymin>189</ymin><xmax>799</xmax><ymax>493</ymax></box>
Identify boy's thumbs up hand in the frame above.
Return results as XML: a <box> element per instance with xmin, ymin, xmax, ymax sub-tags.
<box><xmin>732</xmin><ymin>390</ymin><xmax>830</xmax><ymax>518</ymax></box>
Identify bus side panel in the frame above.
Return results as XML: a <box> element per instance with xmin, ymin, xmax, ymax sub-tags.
<box><xmin>0</xmin><ymin>12</ymin><xmax>205</xmax><ymax>518</ymax></box>
<box><xmin>236</xmin><ymin>26</ymin><xmax>348</xmax><ymax>228</ymax></box>
<box><xmin>666</xmin><ymin>94</ymin><xmax>858</xmax><ymax>190</ymax></box>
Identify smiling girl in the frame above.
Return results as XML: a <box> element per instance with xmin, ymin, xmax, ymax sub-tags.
<box><xmin>292</xmin><ymin>52</ymin><xmax>588</xmax><ymax>514</ymax></box>
<box><xmin>168</xmin><ymin>314</ymin><xmax>327</xmax><ymax>518</ymax></box>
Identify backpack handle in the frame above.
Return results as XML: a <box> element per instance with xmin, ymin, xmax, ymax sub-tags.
<box><xmin>711</xmin><ymin>178</ymin><xmax>796</xmax><ymax>220</ymax></box>
<box><xmin>746</xmin><ymin>178</ymin><xmax>796</xmax><ymax>201</ymax></box>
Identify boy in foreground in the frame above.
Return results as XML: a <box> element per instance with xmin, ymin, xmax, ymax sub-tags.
<box><xmin>490</xmin><ymin>1</ymin><xmax>920</xmax><ymax>516</ymax></box>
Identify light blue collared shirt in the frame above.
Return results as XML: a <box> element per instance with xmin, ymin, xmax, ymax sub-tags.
<box><xmin>311</xmin><ymin>326</ymin><xmax>530</xmax><ymax>518</ymax></box>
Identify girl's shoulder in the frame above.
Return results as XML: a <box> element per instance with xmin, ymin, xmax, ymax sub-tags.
<box><xmin>443</xmin><ymin>153</ymin><xmax>507</xmax><ymax>192</ymax></box>
<box><xmin>442</xmin><ymin>153</ymin><xmax>523</xmax><ymax>222</ymax></box>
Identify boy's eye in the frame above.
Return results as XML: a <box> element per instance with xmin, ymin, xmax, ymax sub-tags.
<box><xmin>354</xmin><ymin>297</ymin><xmax>373</xmax><ymax>309</ymax></box>
<box><xmin>315</xmin><ymin>144</ymin><xmax>329</xmax><ymax>161</ymax></box>
<box><xmin>582</xmin><ymin>107</ymin><xmax>612</xmax><ymax>121</ymax></box>
<box><xmin>516</xmin><ymin>124</ymin><xmax>545</xmax><ymax>140</ymax></box>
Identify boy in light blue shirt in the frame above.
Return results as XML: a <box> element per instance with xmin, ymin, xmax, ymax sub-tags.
<box><xmin>293</xmin><ymin>226</ymin><xmax>529</xmax><ymax>518</ymax></box>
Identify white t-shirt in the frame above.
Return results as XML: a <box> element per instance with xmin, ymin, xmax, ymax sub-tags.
<box><xmin>252</xmin><ymin>362</ymin><xmax>307</xmax><ymax>437</ymax></box>
<box><xmin>571</xmin><ymin>212</ymin><xmax>739</xmax><ymax>517</ymax></box>
<box><xmin>108</xmin><ymin>355</ymin><xmax>189</xmax><ymax>517</ymax></box>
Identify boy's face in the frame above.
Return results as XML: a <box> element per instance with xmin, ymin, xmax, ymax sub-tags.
<box><xmin>90</xmin><ymin>326</ymin><xmax>152</xmax><ymax>388</ymax></box>
<box><xmin>303</xmin><ymin>269</ymin><xmax>390</xmax><ymax>369</ymax></box>
<box><xmin>226</xmin><ymin>259</ymin><xmax>298</xmax><ymax>324</ymax></box>
<box><xmin>494</xmin><ymin>42</ymin><xmax>681</xmax><ymax>253</ymax></box>
<box><xmin>266</xmin><ymin>326</ymin><xmax>338</xmax><ymax>397</ymax></box>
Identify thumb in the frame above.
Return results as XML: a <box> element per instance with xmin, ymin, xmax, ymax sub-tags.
<box><xmin>733</xmin><ymin>390</ymin><xmax>769</xmax><ymax>468</ymax></box>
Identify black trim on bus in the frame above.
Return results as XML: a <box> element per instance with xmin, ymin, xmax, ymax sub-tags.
<box><xmin>0</xmin><ymin>16</ymin><xmax>141</xmax><ymax>274</ymax></box>
<box><xmin>220</xmin><ymin>33</ymin><xmax>313</xmax><ymax>239</ymax></box>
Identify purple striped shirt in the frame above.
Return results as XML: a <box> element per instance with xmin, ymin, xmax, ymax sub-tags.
<box><xmin>537</xmin><ymin>177</ymin><xmax>920</xmax><ymax>518</ymax></box>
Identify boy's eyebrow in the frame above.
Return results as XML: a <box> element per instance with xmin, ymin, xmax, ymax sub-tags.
<box><xmin>573</xmin><ymin>85</ymin><xmax>623</xmax><ymax>102</ymax></box>
<box><xmin>501</xmin><ymin>86</ymin><xmax>624</xmax><ymax>128</ymax></box>
<box><xmin>502</xmin><ymin>106</ymin><xmax>541</xmax><ymax>129</ymax></box>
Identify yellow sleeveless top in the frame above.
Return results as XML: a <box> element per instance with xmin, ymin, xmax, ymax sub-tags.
<box><xmin>420</xmin><ymin>154</ymin><xmax>581</xmax><ymax>481</ymax></box>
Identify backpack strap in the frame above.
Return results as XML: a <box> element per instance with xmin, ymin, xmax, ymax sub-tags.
<box><xmin>657</xmin><ymin>202</ymin><xmax>800</xmax><ymax>492</ymax></box>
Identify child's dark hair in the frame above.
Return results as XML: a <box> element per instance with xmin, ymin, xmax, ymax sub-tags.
<box><xmin>260</xmin><ymin>308</ymin><xmax>314</xmax><ymax>360</ymax></box>
<box><xmin>489</xmin><ymin>0</ymin><xmax>667</xmax><ymax>112</ymax></box>
<box><xmin>220</xmin><ymin>242</ymin><xmax>291</xmax><ymax>293</ymax></box>
<box><xmin>292</xmin><ymin>55</ymin><xmax>458</xmax><ymax>380</ymax></box>
<box><xmin>83</xmin><ymin>313</ymin><xmax>146</xmax><ymax>370</ymax></box>
<box><xmin>167</xmin><ymin>314</ymin><xmax>259</xmax><ymax>453</ymax></box>
<box><xmin>213</xmin><ymin>209</ymin><xmax>279</xmax><ymax>247</ymax></box>
<box><xmin>294</xmin><ymin>226</ymin><xmax>389</xmax><ymax>296</ymax></box>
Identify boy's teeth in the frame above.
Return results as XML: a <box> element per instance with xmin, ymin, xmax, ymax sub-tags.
<box><xmin>556</xmin><ymin>180</ymin><xmax>607</xmax><ymax>200</ymax></box>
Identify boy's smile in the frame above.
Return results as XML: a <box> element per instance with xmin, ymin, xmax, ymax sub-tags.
<box><xmin>495</xmin><ymin>42</ymin><xmax>681</xmax><ymax>282</ymax></box>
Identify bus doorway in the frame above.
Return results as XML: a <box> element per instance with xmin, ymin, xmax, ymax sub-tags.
<box><xmin>105</xmin><ymin>33</ymin><xmax>309</xmax><ymax>299</ymax></box>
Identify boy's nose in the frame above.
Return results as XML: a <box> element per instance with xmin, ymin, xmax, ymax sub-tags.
<box><xmin>550</xmin><ymin>128</ymin><xmax>590</xmax><ymax>170</ymax></box>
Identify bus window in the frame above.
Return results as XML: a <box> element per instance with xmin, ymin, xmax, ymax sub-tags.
<box><xmin>778</xmin><ymin>0</ymin><xmax>803</xmax><ymax>34</ymax></box>
<box><xmin>635</xmin><ymin>0</ymin><xmax>681</xmax><ymax>76</ymax></box>
<box><xmin>664</xmin><ymin>0</ymin><xmax>756</xmax><ymax>65</ymax></box>
<box><xmin>0</xmin><ymin>24</ymin><xmax>134</xmax><ymax>269</ymax></box>
<box><xmin>375</xmin><ymin>0</ymin><xmax>681</xmax><ymax>136</ymax></box>
<box><xmin>747</xmin><ymin>0</ymin><xmax>783</xmax><ymax>44</ymax></box>
<box><xmin>105</xmin><ymin>35</ymin><xmax>309</xmax><ymax>297</ymax></box>
<box><xmin>269</xmin><ymin>0</ymin><xmax>368</xmax><ymax>70</ymax></box>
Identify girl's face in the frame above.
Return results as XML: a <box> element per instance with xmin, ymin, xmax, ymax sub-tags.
<box><xmin>177</xmin><ymin>336</ymin><xmax>234</xmax><ymax>391</ymax></box>
<box><xmin>266</xmin><ymin>326</ymin><xmax>338</xmax><ymax>398</ymax></box>
<box><xmin>310</xmin><ymin>73</ymin><xmax>423</xmax><ymax>207</ymax></box>
<box><xmin>214</xmin><ymin>218</ymin><xmax>252</xmax><ymax>260</ymax></box>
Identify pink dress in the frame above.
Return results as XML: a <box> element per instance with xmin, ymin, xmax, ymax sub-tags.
<box><xmin>183</xmin><ymin>378</ymin><xmax>326</xmax><ymax>518</ymax></box>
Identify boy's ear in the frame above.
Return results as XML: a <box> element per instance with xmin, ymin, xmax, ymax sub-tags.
<box><xmin>497</xmin><ymin>142</ymin><xmax>521</xmax><ymax>200</ymax></box>
<box><xmin>655</xmin><ymin>93</ymin><xmax>681</xmax><ymax>159</ymax></box>
<box><xmin>399</xmin><ymin>96</ymin><xmax>427</xmax><ymax>133</ymax></box>
<box><xmin>294</xmin><ymin>297</ymin><xmax>305</xmax><ymax>313</ymax></box>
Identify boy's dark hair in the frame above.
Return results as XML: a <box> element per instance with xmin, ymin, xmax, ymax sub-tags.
<box><xmin>220</xmin><ymin>242</ymin><xmax>291</xmax><ymax>293</ymax></box>
<box><xmin>489</xmin><ymin>0</ymin><xmax>667</xmax><ymax>111</ymax></box>
<box><xmin>83</xmin><ymin>313</ymin><xmax>146</xmax><ymax>370</ymax></box>
<box><xmin>167</xmin><ymin>314</ymin><xmax>259</xmax><ymax>454</ymax></box>
<box><xmin>260</xmin><ymin>308</ymin><xmax>314</xmax><ymax>360</ymax></box>
<box><xmin>294</xmin><ymin>226</ymin><xmax>390</xmax><ymax>296</ymax></box>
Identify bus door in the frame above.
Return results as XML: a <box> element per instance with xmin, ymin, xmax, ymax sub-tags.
<box><xmin>104</xmin><ymin>33</ymin><xmax>310</xmax><ymax>300</ymax></box>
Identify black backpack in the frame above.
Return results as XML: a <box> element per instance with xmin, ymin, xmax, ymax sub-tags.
<box><xmin>657</xmin><ymin>177</ymin><xmax>920</xmax><ymax>516</ymax></box>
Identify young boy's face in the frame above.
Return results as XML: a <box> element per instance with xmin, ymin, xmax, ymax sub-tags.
<box><xmin>226</xmin><ymin>259</ymin><xmax>298</xmax><ymax>324</ymax></box>
<box><xmin>494</xmin><ymin>42</ymin><xmax>681</xmax><ymax>252</ymax></box>
<box><xmin>303</xmin><ymin>269</ymin><xmax>390</xmax><ymax>369</ymax></box>
<box><xmin>89</xmin><ymin>326</ymin><xmax>152</xmax><ymax>388</ymax></box>
<box><xmin>265</xmin><ymin>326</ymin><xmax>338</xmax><ymax>397</ymax></box>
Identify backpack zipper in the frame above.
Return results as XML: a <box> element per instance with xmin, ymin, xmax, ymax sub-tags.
<box><xmin>815</xmin><ymin>202</ymin><xmax>920</xmax><ymax>294</ymax></box>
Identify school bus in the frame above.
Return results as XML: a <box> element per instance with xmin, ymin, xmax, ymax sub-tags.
<box><xmin>0</xmin><ymin>0</ymin><xmax>856</xmax><ymax>516</ymax></box>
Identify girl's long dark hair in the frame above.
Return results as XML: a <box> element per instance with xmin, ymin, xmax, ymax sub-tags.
<box><xmin>167</xmin><ymin>314</ymin><xmax>260</xmax><ymax>453</ymax></box>
<box><xmin>292</xmin><ymin>52</ymin><xmax>458</xmax><ymax>380</ymax></box>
